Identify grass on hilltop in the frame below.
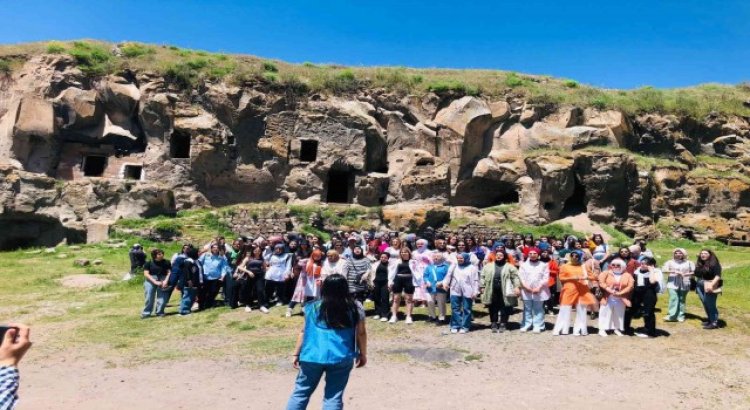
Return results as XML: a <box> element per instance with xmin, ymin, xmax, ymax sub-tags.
<box><xmin>1</xmin><ymin>40</ymin><xmax>749</xmax><ymax>119</ymax></box>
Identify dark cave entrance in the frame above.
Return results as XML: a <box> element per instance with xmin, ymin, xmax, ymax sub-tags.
<box><xmin>326</xmin><ymin>170</ymin><xmax>354</xmax><ymax>203</ymax></box>
<box><xmin>561</xmin><ymin>177</ymin><xmax>587</xmax><ymax>217</ymax></box>
<box><xmin>82</xmin><ymin>155</ymin><xmax>107</xmax><ymax>177</ymax></box>
<box><xmin>123</xmin><ymin>165</ymin><xmax>143</xmax><ymax>180</ymax></box>
<box><xmin>299</xmin><ymin>140</ymin><xmax>318</xmax><ymax>162</ymax></box>
<box><xmin>170</xmin><ymin>131</ymin><xmax>191</xmax><ymax>159</ymax></box>
<box><xmin>451</xmin><ymin>178</ymin><xmax>520</xmax><ymax>208</ymax></box>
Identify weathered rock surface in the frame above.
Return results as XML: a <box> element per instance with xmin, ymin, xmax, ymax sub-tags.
<box><xmin>0</xmin><ymin>55</ymin><xmax>749</xmax><ymax>248</ymax></box>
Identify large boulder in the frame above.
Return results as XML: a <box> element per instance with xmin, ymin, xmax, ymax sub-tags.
<box><xmin>56</xmin><ymin>88</ymin><xmax>102</xmax><ymax>129</ymax></box>
<box><xmin>583</xmin><ymin>108</ymin><xmax>632</xmax><ymax>147</ymax></box>
<box><xmin>99</xmin><ymin>76</ymin><xmax>141</xmax><ymax>127</ymax></box>
<box><xmin>14</xmin><ymin>97</ymin><xmax>54</xmax><ymax>138</ymax></box>
<box><xmin>434</xmin><ymin>97</ymin><xmax>493</xmax><ymax>184</ymax></box>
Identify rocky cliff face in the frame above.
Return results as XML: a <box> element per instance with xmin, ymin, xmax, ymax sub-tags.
<box><xmin>1</xmin><ymin>53</ymin><xmax>750</xmax><ymax>248</ymax></box>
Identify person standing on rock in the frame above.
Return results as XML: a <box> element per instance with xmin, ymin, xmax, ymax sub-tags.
<box><xmin>663</xmin><ymin>248</ymin><xmax>694</xmax><ymax>323</ymax></box>
<box><xmin>694</xmin><ymin>249</ymin><xmax>722</xmax><ymax>330</ymax></box>
<box><xmin>443</xmin><ymin>253</ymin><xmax>480</xmax><ymax>334</ymax></box>
<box><xmin>141</xmin><ymin>248</ymin><xmax>172</xmax><ymax>318</ymax></box>
<box><xmin>481</xmin><ymin>247</ymin><xmax>521</xmax><ymax>333</ymax></box>
<box><xmin>518</xmin><ymin>248</ymin><xmax>550</xmax><ymax>333</ymax></box>
<box><xmin>286</xmin><ymin>274</ymin><xmax>367</xmax><ymax>410</ymax></box>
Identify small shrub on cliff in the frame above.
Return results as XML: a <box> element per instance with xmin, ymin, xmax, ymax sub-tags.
<box><xmin>262</xmin><ymin>61</ymin><xmax>278</xmax><ymax>72</ymax></box>
<box><xmin>0</xmin><ymin>59</ymin><xmax>10</xmax><ymax>75</ymax></box>
<box><xmin>319</xmin><ymin>69</ymin><xmax>358</xmax><ymax>92</ymax></box>
<box><xmin>69</xmin><ymin>41</ymin><xmax>112</xmax><ymax>76</ymax></box>
<box><xmin>263</xmin><ymin>71</ymin><xmax>279</xmax><ymax>82</ymax></box>
<box><xmin>46</xmin><ymin>42</ymin><xmax>66</xmax><ymax>54</ymax></box>
<box><xmin>153</xmin><ymin>220</ymin><xmax>182</xmax><ymax>239</ymax></box>
<box><xmin>504</xmin><ymin>72</ymin><xmax>527</xmax><ymax>88</ymax></box>
<box><xmin>163</xmin><ymin>61</ymin><xmax>197</xmax><ymax>87</ymax></box>
<box><xmin>373</xmin><ymin>67</ymin><xmax>423</xmax><ymax>93</ymax></box>
<box><xmin>426</xmin><ymin>80</ymin><xmax>480</xmax><ymax>96</ymax></box>
<box><xmin>564</xmin><ymin>79</ymin><xmax>579</xmax><ymax>88</ymax></box>
<box><xmin>120</xmin><ymin>43</ymin><xmax>156</xmax><ymax>58</ymax></box>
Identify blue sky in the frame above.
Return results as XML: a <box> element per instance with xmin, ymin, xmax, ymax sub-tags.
<box><xmin>1</xmin><ymin>1</ymin><xmax>748</xmax><ymax>89</ymax></box>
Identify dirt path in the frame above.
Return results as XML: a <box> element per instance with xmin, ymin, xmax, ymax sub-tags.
<box><xmin>18</xmin><ymin>314</ymin><xmax>750</xmax><ymax>410</ymax></box>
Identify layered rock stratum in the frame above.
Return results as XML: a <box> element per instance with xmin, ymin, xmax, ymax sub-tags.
<box><xmin>1</xmin><ymin>41</ymin><xmax>750</xmax><ymax>248</ymax></box>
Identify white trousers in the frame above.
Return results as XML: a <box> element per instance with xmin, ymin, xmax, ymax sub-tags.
<box><xmin>553</xmin><ymin>305</ymin><xmax>572</xmax><ymax>335</ymax></box>
<box><xmin>599</xmin><ymin>299</ymin><xmax>625</xmax><ymax>331</ymax></box>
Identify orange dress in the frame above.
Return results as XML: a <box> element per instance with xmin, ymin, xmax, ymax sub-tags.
<box><xmin>558</xmin><ymin>264</ymin><xmax>597</xmax><ymax>306</ymax></box>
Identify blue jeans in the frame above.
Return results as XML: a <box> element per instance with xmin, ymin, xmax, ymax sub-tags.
<box><xmin>696</xmin><ymin>281</ymin><xmax>719</xmax><ymax>323</ymax></box>
<box><xmin>180</xmin><ymin>287</ymin><xmax>197</xmax><ymax>315</ymax></box>
<box><xmin>522</xmin><ymin>299</ymin><xmax>545</xmax><ymax>331</ymax></box>
<box><xmin>142</xmin><ymin>280</ymin><xmax>172</xmax><ymax>317</ymax></box>
<box><xmin>450</xmin><ymin>296</ymin><xmax>473</xmax><ymax>331</ymax></box>
<box><xmin>286</xmin><ymin>360</ymin><xmax>354</xmax><ymax>410</ymax></box>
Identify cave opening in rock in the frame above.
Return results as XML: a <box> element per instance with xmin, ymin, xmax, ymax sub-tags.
<box><xmin>299</xmin><ymin>140</ymin><xmax>318</xmax><ymax>162</ymax></box>
<box><xmin>123</xmin><ymin>164</ymin><xmax>143</xmax><ymax>180</ymax></box>
<box><xmin>561</xmin><ymin>177</ymin><xmax>587</xmax><ymax>217</ymax></box>
<box><xmin>451</xmin><ymin>178</ymin><xmax>519</xmax><ymax>208</ymax></box>
<box><xmin>326</xmin><ymin>170</ymin><xmax>354</xmax><ymax>203</ymax></box>
<box><xmin>170</xmin><ymin>130</ymin><xmax>191</xmax><ymax>159</ymax></box>
<box><xmin>82</xmin><ymin>155</ymin><xmax>107</xmax><ymax>177</ymax></box>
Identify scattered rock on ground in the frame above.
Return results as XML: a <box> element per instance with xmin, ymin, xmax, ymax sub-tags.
<box><xmin>92</xmin><ymin>259</ymin><xmax>103</xmax><ymax>266</ymax></box>
<box><xmin>74</xmin><ymin>258</ymin><xmax>91</xmax><ymax>267</ymax></box>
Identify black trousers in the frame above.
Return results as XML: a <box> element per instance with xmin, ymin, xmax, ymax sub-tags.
<box><xmin>199</xmin><ymin>279</ymin><xmax>221</xmax><ymax>310</ymax></box>
<box><xmin>255</xmin><ymin>272</ymin><xmax>266</xmax><ymax>308</ymax></box>
<box><xmin>626</xmin><ymin>286</ymin><xmax>658</xmax><ymax>335</ymax></box>
<box><xmin>372</xmin><ymin>280</ymin><xmax>390</xmax><ymax>317</ymax></box>
<box><xmin>234</xmin><ymin>276</ymin><xmax>256</xmax><ymax>307</ymax></box>
<box><xmin>264</xmin><ymin>280</ymin><xmax>287</xmax><ymax>307</ymax></box>
<box><xmin>488</xmin><ymin>293</ymin><xmax>510</xmax><ymax>324</ymax></box>
<box><xmin>545</xmin><ymin>289</ymin><xmax>560</xmax><ymax>313</ymax></box>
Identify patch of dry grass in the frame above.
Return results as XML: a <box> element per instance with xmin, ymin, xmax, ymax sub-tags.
<box><xmin>1</xmin><ymin>40</ymin><xmax>749</xmax><ymax>118</ymax></box>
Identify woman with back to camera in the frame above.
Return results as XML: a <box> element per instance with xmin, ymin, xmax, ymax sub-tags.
<box><xmin>694</xmin><ymin>249</ymin><xmax>722</xmax><ymax>329</ymax></box>
<box><xmin>286</xmin><ymin>274</ymin><xmax>367</xmax><ymax>410</ymax></box>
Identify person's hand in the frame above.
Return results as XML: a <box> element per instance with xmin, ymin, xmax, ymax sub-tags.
<box><xmin>292</xmin><ymin>355</ymin><xmax>300</xmax><ymax>369</ymax></box>
<box><xmin>436</xmin><ymin>283</ymin><xmax>443</xmax><ymax>289</ymax></box>
<box><xmin>513</xmin><ymin>288</ymin><xmax>521</xmax><ymax>296</ymax></box>
<box><xmin>355</xmin><ymin>353</ymin><xmax>367</xmax><ymax>368</ymax></box>
<box><xmin>0</xmin><ymin>323</ymin><xmax>32</xmax><ymax>367</ymax></box>
<box><xmin>160</xmin><ymin>282</ymin><xmax>169</xmax><ymax>289</ymax></box>
<box><xmin>187</xmin><ymin>280</ymin><xmax>194</xmax><ymax>288</ymax></box>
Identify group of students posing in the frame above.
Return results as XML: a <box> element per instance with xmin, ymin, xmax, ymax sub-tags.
<box><xmin>137</xmin><ymin>231</ymin><xmax>724</xmax><ymax>337</ymax></box>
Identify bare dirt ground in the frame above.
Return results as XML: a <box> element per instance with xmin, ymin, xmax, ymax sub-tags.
<box><xmin>18</xmin><ymin>312</ymin><xmax>750</xmax><ymax>410</ymax></box>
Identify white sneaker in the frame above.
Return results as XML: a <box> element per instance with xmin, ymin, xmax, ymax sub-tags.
<box><xmin>677</xmin><ymin>318</ymin><xmax>685</xmax><ymax>323</ymax></box>
<box><xmin>405</xmin><ymin>316</ymin><xmax>413</xmax><ymax>324</ymax></box>
<box><xmin>244</xmin><ymin>306</ymin><xmax>252</xmax><ymax>313</ymax></box>
<box><xmin>613</xmin><ymin>329</ymin><xmax>624</xmax><ymax>336</ymax></box>
<box><xmin>373</xmin><ymin>315</ymin><xmax>380</xmax><ymax>320</ymax></box>
<box><xmin>520</xmin><ymin>325</ymin><xmax>531</xmax><ymax>333</ymax></box>
<box><xmin>260</xmin><ymin>306</ymin><xmax>270</xmax><ymax>314</ymax></box>
<box><xmin>275</xmin><ymin>302</ymin><xmax>283</xmax><ymax>307</ymax></box>
<box><xmin>459</xmin><ymin>328</ymin><xmax>468</xmax><ymax>334</ymax></box>
<box><xmin>450</xmin><ymin>328</ymin><xmax>458</xmax><ymax>334</ymax></box>
<box><xmin>599</xmin><ymin>330</ymin><xmax>608</xmax><ymax>337</ymax></box>
<box><xmin>380</xmin><ymin>317</ymin><xmax>388</xmax><ymax>322</ymax></box>
<box><xmin>285</xmin><ymin>308</ymin><xmax>292</xmax><ymax>318</ymax></box>
<box><xmin>532</xmin><ymin>328</ymin><xmax>542</xmax><ymax>334</ymax></box>
<box><xmin>388</xmin><ymin>316</ymin><xmax>397</xmax><ymax>324</ymax></box>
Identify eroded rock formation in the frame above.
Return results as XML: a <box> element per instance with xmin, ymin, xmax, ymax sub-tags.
<box><xmin>2</xmin><ymin>54</ymin><xmax>750</xmax><ymax>248</ymax></box>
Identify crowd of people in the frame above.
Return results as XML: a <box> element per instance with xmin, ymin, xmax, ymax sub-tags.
<box><xmin>131</xmin><ymin>230</ymin><xmax>724</xmax><ymax>337</ymax></box>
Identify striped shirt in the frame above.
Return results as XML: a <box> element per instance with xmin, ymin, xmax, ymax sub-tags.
<box><xmin>345</xmin><ymin>257</ymin><xmax>371</xmax><ymax>294</ymax></box>
<box><xmin>0</xmin><ymin>366</ymin><xmax>19</xmax><ymax>410</ymax></box>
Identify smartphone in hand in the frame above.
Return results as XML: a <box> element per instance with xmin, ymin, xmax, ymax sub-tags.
<box><xmin>0</xmin><ymin>325</ymin><xmax>20</xmax><ymax>343</ymax></box>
